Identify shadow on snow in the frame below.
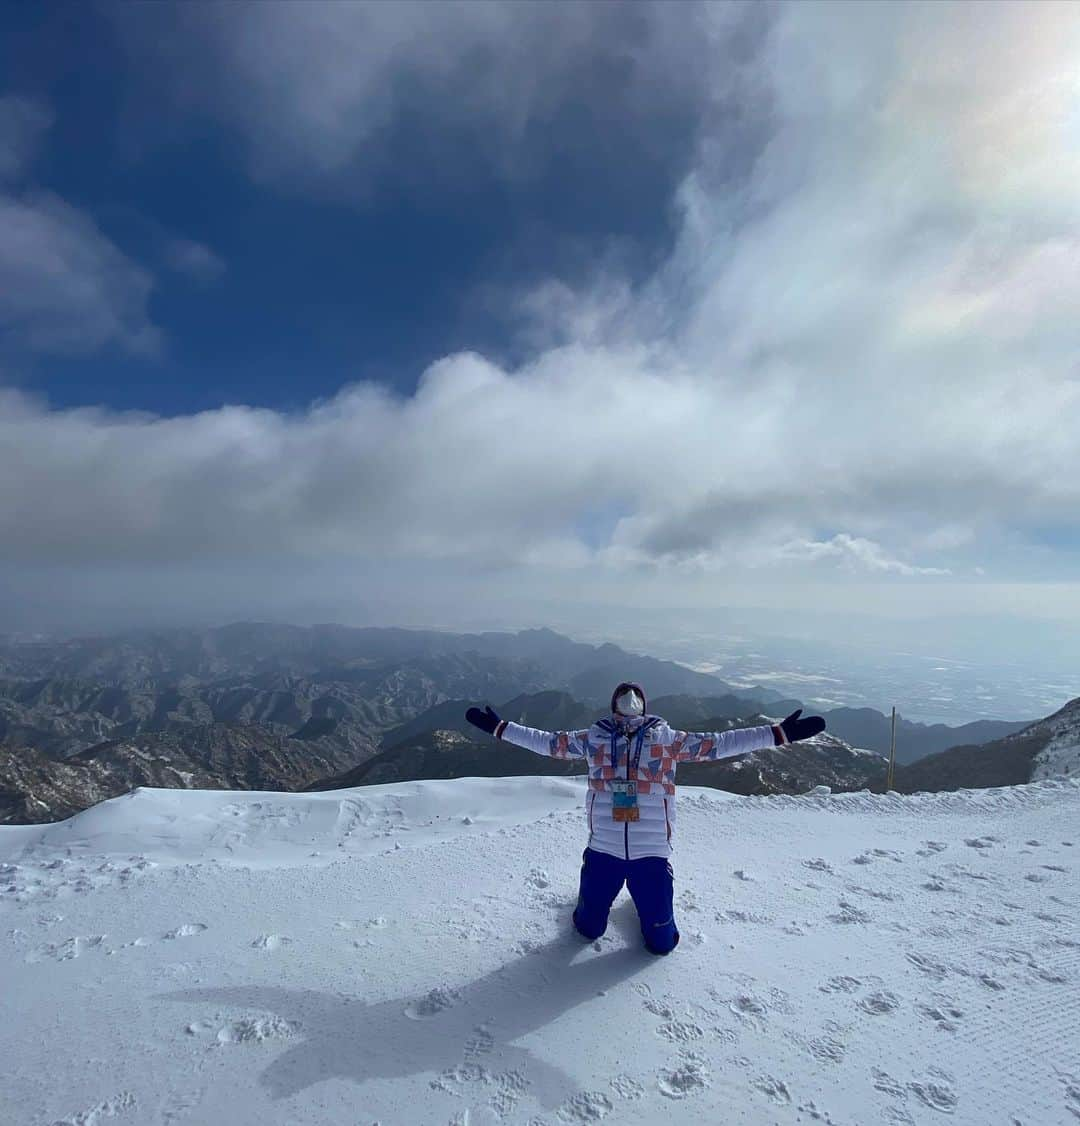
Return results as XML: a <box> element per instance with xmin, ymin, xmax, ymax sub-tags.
<box><xmin>163</xmin><ymin>902</ymin><xmax>655</xmax><ymax>1111</ymax></box>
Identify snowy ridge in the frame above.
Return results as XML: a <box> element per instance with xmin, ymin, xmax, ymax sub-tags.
<box><xmin>1031</xmin><ymin>699</ymin><xmax>1080</xmax><ymax>781</ymax></box>
<box><xmin>3</xmin><ymin>776</ymin><xmax>1080</xmax><ymax>1125</ymax></box>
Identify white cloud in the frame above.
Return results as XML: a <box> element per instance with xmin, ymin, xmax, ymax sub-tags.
<box><xmin>777</xmin><ymin>535</ymin><xmax>952</xmax><ymax>577</ymax></box>
<box><xmin>112</xmin><ymin>0</ymin><xmax>728</xmax><ymax>192</ymax></box>
<box><xmin>164</xmin><ymin>238</ymin><xmax>226</xmax><ymax>283</ymax></box>
<box><xmin>0</xmin><ymin>191</ymin><xmax>160</xmax><ymax>356</ymax></box>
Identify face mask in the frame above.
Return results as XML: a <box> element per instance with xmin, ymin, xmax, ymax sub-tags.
<box><xmin>614</xmin><ymin>688</ymin><xmax>644</xmax><ymax>717</ymax></box>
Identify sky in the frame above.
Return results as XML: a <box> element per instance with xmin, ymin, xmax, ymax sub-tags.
<box><xmin>2</xmin><ymin>1</ymin><xmax>1080</xmax><ymax>666</ymax></box>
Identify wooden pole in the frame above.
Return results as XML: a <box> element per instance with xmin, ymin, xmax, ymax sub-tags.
<box><xmin>887</xmin><ymin>706</ymin><xmax>897</xmax><ymax>791</ymax></box>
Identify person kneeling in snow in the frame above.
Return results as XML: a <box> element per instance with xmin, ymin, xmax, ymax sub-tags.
<box><xmin>466</xmin><ymin>683</ymin><xmax>825</xmax><ymax>956</ymax></box>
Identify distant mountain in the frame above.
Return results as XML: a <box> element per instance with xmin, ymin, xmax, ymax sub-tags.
<box><xmin>0</xmin><ymin>624</ymin><xmax>759</xmax><ymax>754</ymax></box>
<box><xmin>381</xmin><ymin>692</ymin><xmax>600</xmax><ymax>751</ymax></box>
<box><xmin>0</xmin><ymin>623</ymin><xmax>751</xmax><ymax>697</ymax></box>
<box><xmin>0</xmin><ymin>723</ymin><xmax>357</xmax><ymax>825</ymax></box>
<box><xmin>649</xmin><ymin>694</ymin><xmax>803</xmax><ymax>729</ymax></box>
<box><xmin>821</xmin><ymin>707</ymin><xmax>1031</xmax><ymax>764</ymax></box>
<box><xmin>566</xmin><ymin>661</ymin><xmax>784</xmax><ymax>706</ymax></box>
<box><xmin>307</xmin><ymin>729</ymin><xmax>588</xmax><ymax>790</ymax></box>
<box><xmin>894</xmin><ymin>697</ymin><xmax>1080</xmax><ymax>793</ymax></box>
<box><xmin>0</xmin><ymin>654</ymin><xmax>539</xmax><ymax>760</ymax></box>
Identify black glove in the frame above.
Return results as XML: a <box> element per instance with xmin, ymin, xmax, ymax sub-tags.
<box><xmin>775</xmin><ymin>708</ymin><xmax>826</xmax><ymax>745</ymax></box>
<box><xmin>465</xmin><ymin>705</ymin><xmax>502</xmax><ymax>736</ymax></box>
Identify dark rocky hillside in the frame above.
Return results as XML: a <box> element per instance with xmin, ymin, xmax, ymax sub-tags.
<box><xmin>893</xmin><ymin>696</ymin><xmax>1080</xmax><ymax>793</ymax></box>
<box><xmin>307</xmin><ymin>729</ymin><xmax>588</xmax><ymax>789</ymax></box>
<box><xmin>823</xmin><ymin>707</ymin><xmax>1030</xmax><ymax>765</ymax></box>
<box><xmin>679</xmin><ymin>730</ymin><xmax>886</xmax><ymax>796</ymax></box>
<box><xmin>0</xmin><ymin>723</ymin><xmax>355</xmax><ymax>824</ymax></box>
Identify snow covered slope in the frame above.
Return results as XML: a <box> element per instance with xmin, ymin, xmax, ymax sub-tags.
<box><xmin>3</xmin><ymin>777</ymin><xmax>1079</xmax><ymax>1125</ymax></box>
<box><xmin>1031</xmin><ymin>700</ymin><xmax>1080</xmax><ymax>781</ymax></box>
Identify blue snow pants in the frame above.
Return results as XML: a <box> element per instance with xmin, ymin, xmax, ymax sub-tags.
<box><xmin>572</xmin><ymin>847</ymin><xmax>680</xmax><ymax>955</ymax></box>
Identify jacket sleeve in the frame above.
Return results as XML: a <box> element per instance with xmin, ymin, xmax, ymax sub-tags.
<box><xmin>497</xmin><ymin>721</ymin><xmax>591</xmax><ymax>759</ymax></box>
<box><xmin>660</xmin><ymin>722</ymin><xmax>782</xmax><ymax>763</ymax></box>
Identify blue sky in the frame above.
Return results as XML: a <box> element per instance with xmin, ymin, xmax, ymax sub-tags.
<box><xmin>2</xmin><ymin>1</ymin><xmax>698</xmax><ymax>413</ymax></box>
<box><xmin>1</xmin><ymin>2</ymin><xmax>1079</xmax><ymax>658</ymax></box>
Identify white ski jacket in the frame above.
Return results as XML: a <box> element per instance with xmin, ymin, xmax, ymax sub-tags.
<box><xmin>497</xmin><ymin>714</ymin><xmax>785</xmax><ymax>860</ymax></box>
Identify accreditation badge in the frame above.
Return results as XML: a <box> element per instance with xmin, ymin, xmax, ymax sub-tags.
<box><xmin>611</xmin><ymin>781</ymin><xmax>640</xmax><ymax>822</ymax></box>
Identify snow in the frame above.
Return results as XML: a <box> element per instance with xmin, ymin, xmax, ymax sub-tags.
<box><xmin>2</xmin><ymin>776</ymin><xmax>1080</xmax><ymax>1126</ymax></box>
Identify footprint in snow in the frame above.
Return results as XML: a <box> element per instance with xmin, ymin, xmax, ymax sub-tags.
<box><xmin>251</xmin><ymin>934</ymin><xmax>292</xmax><ymax>950</ymax></box>
<box><xmin>405</xmin><ymin>986</ymin><xmax>460</xmax><ymax>1019</ymax></box>
<box><xmin>1057</xmin><ymin>1068</ymin><xmax>1080</xmax><ymax>1119</ymax></box>
<box><xmin>609</xmin><ymin>1074</ymin><xmax>645</xmax><ymax>1101</ymax></box>
<box><xmin>464</xmin><ymin>1024</ymin><xmax>494</xmax><ymax>1062</ymax></box>
<box><xmin>644</xmin><ymin>997</ymin><xmax>676</xmax><ymax>1019</ymax></box>
<box><xmin>657</xmin><ymin>1056</ymin><xmax>709</xmax><ymax>1099</ymax></box>
<box><xmin>730</xmin><ymin>994</ymin><xmax>768</xmax><ymax>1020</ymax></box>
<box><xmin>964</xmin><ymin>837</ymin><xmax>997</xmax><ymax>849</ymax></box>
<box><xmin>25</xmin><ymin>934</ymin><xmax>107</xmax><ymax>963</ymax></box>
<box><xmin>164</xmin><ymin>924</ymin><xmax>208</xmax><ymax>940</ymax></box>
<box><xmin>917</xmin><ymin>1000</ymin><xmax>964</xmax><ymax>1032</ymax></box>
<box><xmin>752</xmin><ymin>1074</ymin><xmax>792</xmax><ymax>1105</ymax></box>
<box><xmin>216</xmin><ymin>1016</ymin><xmax>300</xmax><ymax>1044</ymax></box>
<box><xmin>799</xmin><ymin>1028</ymin><xmax>846</xmax><ymax>1064</ymax></box>
<box><xmin>922</xmin><ymin>879</ymin><xmax>952</xmax><ymax>892</ymax></box>
<box><xmin>828</xmin><ymin>899</ymin><xmax>873</xmax><ymax>925</ymax></box>
<box><xmin>852</xmin><ymin>848</ymin><xmax>903</xmax><ymax>866</ymax></box>
<box><xmin>819</xmin><ymin>976</ymin><xmax>862</xmax><ymax>994</ymax></box>
<box><xmin>909</xmin><ymin>1078</ymin><xmax>959</xmax><ymax>1113</ymax></box>
<box><xmin>656</xmin><ymin>1020</ymin><xmax>705</xmax><ymax>1044</ymax></box>
<box><xmin>873</xmin><ymin>1066</ymin><xmax>958</xmax><ymax>1114</ymax></box>
<box><xmin>858</xmin><ymin>990</ymin><xmax>900</xmax><ymax>1015</ymax></box>
<box><xmin>798</xmin><ymin>1099</ymin><xmax>840</xmax><ymax>1124</ymax></box>
<box><xmin>905</xmin><ymin>952</ymin><xmax>950</xmax><ymax>981</ymax></box>
<box><xmin>556</xmin><ymin>1091</ymin><xmax>614</xmax><ymax>1121</ymax></box>
<box><xmin>49</xmin><ymin>1092</ymin><xmax>137</xmax><ymax>1126</ymax></box>
<box><xmin>525</xmin><ymin>868</ymin><xmax>551</xmax><ymax>890</ymax></box>
<box><xmin>803</xmin><ymin>858</ymin><xmax>834</xmax><ymax>873</ymax></box>
<box><xmin>715</xmin><ymin>908</ymin><xmax>773</xmax><ymax>925</ymax></box>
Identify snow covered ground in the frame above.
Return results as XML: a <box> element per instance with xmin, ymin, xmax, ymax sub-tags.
<box><xmin>3</xmin><ymin>777</ymin><xmax>1079</xmax><ymax>1126</ymax></box>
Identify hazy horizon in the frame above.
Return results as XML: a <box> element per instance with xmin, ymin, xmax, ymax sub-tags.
<box><xmin>2</xmin><ymin>607</ymin><xmax>1074</xmax><ymax>728</ymax></box>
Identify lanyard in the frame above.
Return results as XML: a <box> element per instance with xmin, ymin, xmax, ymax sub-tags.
<box><xmin>610</xmin><ymin>723</ymin><xmax>647</xmax><ymax>777</ymax></box>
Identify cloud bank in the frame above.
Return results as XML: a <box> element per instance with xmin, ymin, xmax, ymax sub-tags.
<box><xmin>4</xmin><ymin>2</ymin><xmax>1080</xmax><ymax>634</ymax></box>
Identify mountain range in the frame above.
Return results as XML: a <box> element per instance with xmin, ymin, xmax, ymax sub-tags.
<box><xmin>0</xmin><ymin>622</ymin><xmax>1066</xmax><ymax>824</ymax></box>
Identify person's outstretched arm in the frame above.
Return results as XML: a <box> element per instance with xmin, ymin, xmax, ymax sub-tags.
<box><xmin>666</xmin><ymin>709</ymin><xmax>826</xmax><ymax>763</ymax></box>
<box><xmin>465</xmin><ymin>705</ymin><xmax>590</xmax><ymax>759</ymax></box>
